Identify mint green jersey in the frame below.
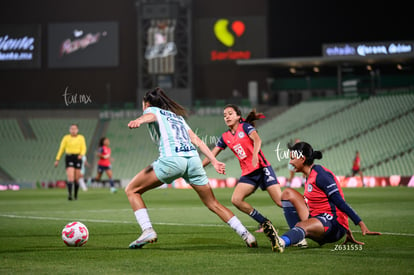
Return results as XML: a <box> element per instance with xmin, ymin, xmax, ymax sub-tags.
<box><xmin>144</xmin><ymin>107</ymin><xmax>198</xmax><ymax>158</ymax></box>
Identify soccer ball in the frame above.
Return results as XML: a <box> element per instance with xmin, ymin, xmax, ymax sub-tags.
<box><xmin>61</xmin><ymin>221</ymin><xmax>89</xmax><ymax>247</ymax></box>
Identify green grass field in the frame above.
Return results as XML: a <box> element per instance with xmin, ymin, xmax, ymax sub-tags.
<box><xmin>0</xmin><ymin>187</ymin><xmax>413</xmax><ymax>275</ymax></box>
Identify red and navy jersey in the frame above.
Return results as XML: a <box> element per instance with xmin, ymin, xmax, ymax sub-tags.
<box><xmin>352</xmin><ymin>155</ymin><xmax>360</xmax><ymax>170</ymax></box>
<box><xmin>304</xmin><ymin>165</ymin><xmax>349</xmax><ymax>230</ymax></box>
<box><xmin>216</xmin><ymin>122</ymin><xmax>270</xmax><ymax>176</ymax></box>
<box><xmin>98</xmin><ymin>146</ymin><xmax>111</xmax><ymax>167</ymax></box>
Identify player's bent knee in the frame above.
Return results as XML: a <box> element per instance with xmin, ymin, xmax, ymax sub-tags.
<box><xmin>124</xmin><ymin>185</ymin><xmax>139</xmax><ymax>196</ymax></box>
<box><xmin>231</xmin><ymin>194</ymin><xmax>244</xmax><ymax>206</ymax></box>
<box><xmin>281</xmin><ymin>187</ymin><xmax>300</xmax><ymax>200</ymax></box>
<box><xmin>231</xmin><ymin>200</ymin><xmax>243</xmax><ymax>210</ymax></box>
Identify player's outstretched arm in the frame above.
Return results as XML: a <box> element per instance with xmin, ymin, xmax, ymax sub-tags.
<box><xmin>342</xmin><ymin>221</ymin><xmax>381</xmax><ymax>245</ymax></box>
<box><xmin>188</xmin><ymin>129</ymin><xmax>225</xmax><ymax>175</ymax></box>
<box><xmin>202</xmin><ymin>147</ymin><xmax>221</xmax><ymax>168</ymax></box>
<box><xmin>358</xmin><ymin>221</ymin><xmax>381</xmax><ymax>236</ymax></box>
<box><xmin>342</xmin><ymin>229</ymin><xmax>364</xmax><ymax>245</ymax></box>
<box><xmin>128</xmin><ymin>113</ymin><xmax>156</xmax><ymax>128</ymax></box>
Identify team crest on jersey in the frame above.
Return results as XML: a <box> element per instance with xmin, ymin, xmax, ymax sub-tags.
<box><xmin>307</xmin><ymin>183</ymin><xmax>313</xmax><ymax>192</ymax></box>
<box><xmin>238</xmin><ymin>132</ymin><xmax>245</xmax><ymax>138</ymax></box>
<box><xmin>233</xmin><ymin>143</ymin><xmax>247</xmax><ymax>159</ymax></box>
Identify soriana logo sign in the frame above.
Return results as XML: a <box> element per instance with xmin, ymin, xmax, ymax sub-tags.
<box><xmin>214</xmin><ymin>19</ymin><xmax>245</xmax><ymax>47</ymax></box>
<box><xmin>195</xmin><ymin>17</ymin><xmax>267</xmax><ymax>64</ymax></box>
<box><xmin>211</xmin><ymin>18</ymin><xmax>250</xmax><ymax>61</ymax></box>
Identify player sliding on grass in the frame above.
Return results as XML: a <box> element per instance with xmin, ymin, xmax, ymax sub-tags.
<box><xmin>125</xmin><ymin>87</ymin><xmax>257</xmax><ymax>249</ymax></box>
<box><xmin>270</xmin><ymin>141</ymin><xmax>381</xmax><ymax>253</ymax></box>
<box><xmin>202</xmin><ymin>104</ymin><xmax>286</xmax><ymax>250</ymax></box>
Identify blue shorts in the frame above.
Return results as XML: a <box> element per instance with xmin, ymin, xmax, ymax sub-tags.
<box><xmin>98</xmin><ymin>165</ymin><xmax>112</xmax><ymax>174</ymax></box>
<box><xmin>152</xmin><ymin>156</ymin><xmax>208</xmax><ymax>186</ymax></box>
<box><xmin>238</xmin><ymin>166</ymin><xmax>279</xmax><ymax>191</ymax></box>
<box><xmin>313</xmin><ymin>213</ymin><xmax>347</xmax><ymax>245</ymax></box>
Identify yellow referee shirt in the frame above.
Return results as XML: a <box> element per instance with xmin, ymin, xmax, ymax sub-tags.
<box><xmin>55</xmin><ymin>134</ymin><xmax>87</xmax><ymax>161</ymax></box>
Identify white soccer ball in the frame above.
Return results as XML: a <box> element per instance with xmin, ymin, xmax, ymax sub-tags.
<box><xmin>61</xmin><ymin>221</ymin><xmax>89</xmax><ymax>247</ymax></box>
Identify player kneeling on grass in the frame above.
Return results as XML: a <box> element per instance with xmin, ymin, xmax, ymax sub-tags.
<box><xmin>269</xmin><ymin>141</ymin><xmax>381</xmax><ymax>253</ymax></box>
<box><xmin>125</xmin><ymin>87</ymin><xmax>257</xmax><ymax>249</ymax></box>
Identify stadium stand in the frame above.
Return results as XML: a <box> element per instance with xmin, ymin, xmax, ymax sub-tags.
<box><xmin>0</xmin><ymin>114</ymin><xmax>98</xmax><ymax>182</ymax></box>
<box><xmin>0</xmin><ymin>92</ymin><xmax>413</xmax><ymax>185</ymax></box>
<box><xmin>0</xmin><ymin>119</ymin><xmax>25</xmax><ymax>141</ymax></box>
<box><xmin>262</xmin><ymin>92</ymin><xmax>414</xmax><ymax>178</ymax></box>
<box><xmin>256</xmin><ymin>98</ymin><xmax>359</xmax><ymax>144</ymax></box>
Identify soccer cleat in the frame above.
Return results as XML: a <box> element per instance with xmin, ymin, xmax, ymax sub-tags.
<box><xmin>293</xmin><ymin>238</ymin><xmax>308</xmax><ymax>248</ymax></box>
<box><xmin>271</xmin><ymin>232</ymin><xmax>285</xmax><ymax>253</ymax></box>
<box><xmin>129</xmin><ymin>228</ymin><xmax>157</xmax><ymax>249</ymax></box>
<box><xmin>110</xmin><ymin>187</ymin><xmax>117</xmax><ymax>193</ymax></box>
<box><xmin>262</xmin><ymin>220</ymin><xmax>284</xmax><ymax>253</ymax></box>
<box><xmin>242</xmin><ymin>232</ymin><xmax>258</xmax><ymax>248</ymax></box>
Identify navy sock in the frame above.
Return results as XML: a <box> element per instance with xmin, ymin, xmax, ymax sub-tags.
<box><xmin>282</xmin><ymin>226</ymin><xmax>306</xmax><ymax>247</ymax></box>
<box><xmin>249</xmin><ymin>209</ymin><xmax>268</xmax><ymax>224</ymax></box>
<box><xmin>282</xmin><ymin>200</ymin><xmax>300</xmax><ymax>229</ymax></box>
<box><xmin>109</xmin><ymin>179</ymin><xmax>114</xmax><ymax>188</ymax></box>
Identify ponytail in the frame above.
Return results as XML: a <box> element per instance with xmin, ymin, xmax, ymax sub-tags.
<box><xmin>143</xmin><ymin>87</ymin><xmax>188</xmax><ymax>117</ymax></box>
<box><xmin>244</xmin><ymin>109</ymin><xmax>266</xmax><ymax>127</ymax></box>
<box><xmin>312</xmin><ymin>150</ymin><xmax>323</xmax><ymax>161</ymax></box>
<box><xmin>224</xmin><ymin>104</ymin><xmax>265</xmax><ymax>127</ymax></box>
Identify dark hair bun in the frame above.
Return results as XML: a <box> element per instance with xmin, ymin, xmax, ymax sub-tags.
<box><xmin>313</xmin><ymin>150</ymin><xmax>323</xmax><ymax>160</ymax></box>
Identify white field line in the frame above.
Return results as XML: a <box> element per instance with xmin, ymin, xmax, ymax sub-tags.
<box><xmin>0</xmin><ymin>213</ymin><xmax>224</xmax><ymax>227</ymax></box>
<box><xmin>0</xmin><ymin>213</ymin><xmax>413</xmax><ymax>237</ymax></box>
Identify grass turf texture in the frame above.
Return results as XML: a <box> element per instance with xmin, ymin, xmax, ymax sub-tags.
<box><xmin>0</xmin><ymin>187</ymin><xmax>413</xmax><ymax>275</ymax></box>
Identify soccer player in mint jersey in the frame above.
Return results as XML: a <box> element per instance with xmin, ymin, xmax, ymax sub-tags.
<box><xmin>202</xmin><ymin>104</ymin><xmax>282</xmax><ymax>251</ymax></box>
<box><xmin>125</xmin><ymin>87</ymin><xmax>257</xmax><ymax>249</ymax></box>
<box><xmin>270</xmin><ymin>141</ymin><xmax>380</xmax><ymax>253</ymax></box>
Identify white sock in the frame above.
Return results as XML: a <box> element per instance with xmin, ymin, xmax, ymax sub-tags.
<box><xmin>78</xmin><ymin>177</ymin><xmax>88</xmax><ymax>191</ymax></box>
<box><xmin>134</xmin><ymin>208</ymin><xmax>153</xmax><ymax>231</ymax></box>
<box><xmin>227</xmin><ymin>216</ymin><xmax>248</xmax><ymax>238</ymax></box>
